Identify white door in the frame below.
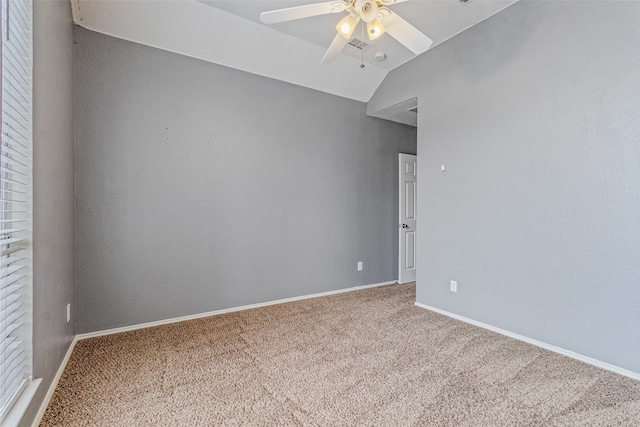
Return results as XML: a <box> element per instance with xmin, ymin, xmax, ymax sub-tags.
<box><xmin>399</xmin><ymin>153</ymin><xmax>417</xmax><ymax>284</ymax></box>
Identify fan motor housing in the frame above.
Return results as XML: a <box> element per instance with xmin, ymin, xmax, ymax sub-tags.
<box><xmin>356</xmin><ymin>0</ymin><xmax>379</xmax><ymax>22</ymax></box>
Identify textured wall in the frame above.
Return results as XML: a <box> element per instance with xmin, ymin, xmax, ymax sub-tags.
<box><xmin>22</xmin><ymin>0</ymin><xmax>76</xmax><ymax>425</ymax></box>
<box><xmin>74</xmin><ymin>28</ymin><xmax>416</xmax><ymax>333</ymax></box>
<box><xmin>370</xmin><ymin>1</ymin><xmax>640</xmax><ymax>373</ymax></box>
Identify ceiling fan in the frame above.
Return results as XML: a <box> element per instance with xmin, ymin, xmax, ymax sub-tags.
<box><xmin>260</xmin><ymin>0</ymin><xmax>433</xmax><ymax>64</ymax></box>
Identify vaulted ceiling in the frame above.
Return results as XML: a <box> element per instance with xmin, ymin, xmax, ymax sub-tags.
<box><xmin>71</xmin><ymin>0</ymin><xmax>518</xmax><ymax>102</ymax></box>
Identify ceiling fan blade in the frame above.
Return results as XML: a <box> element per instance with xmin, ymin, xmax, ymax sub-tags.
<box><xmin>384</xmin><ymin>13</ymin><xmax>433</xmax><ymax>54</ymax></box>
<box><xmin>321</xmin><ymin>32</ymin><xmax>349</xmax><ymax>64</ymax></box>
<box><xmin>260</xmin><ymin>2</ymin><xmax>346</xmax><ymax>25</ymax></box>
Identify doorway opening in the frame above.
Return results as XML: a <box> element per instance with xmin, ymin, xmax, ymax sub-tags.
<box><xmin>399</xmin><ymin>153</ymin><xmax>417</xmax><ymax>284</ymax></box>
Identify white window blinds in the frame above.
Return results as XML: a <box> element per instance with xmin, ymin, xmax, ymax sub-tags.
<box><xmin>0</xmin><ymin>0</ymin><xmax>34</xmax><ymax>423</ymax></box>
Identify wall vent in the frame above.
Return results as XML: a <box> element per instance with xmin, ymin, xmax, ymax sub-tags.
<box><xmin>407</xmin><ymin>106</ymin><xmax>418</xmax><ymax>113</ymax></box>
<box><xmin>348</xmin><ymin>38</ymin><xmax>372</xmax><ymax>51</ymax></box>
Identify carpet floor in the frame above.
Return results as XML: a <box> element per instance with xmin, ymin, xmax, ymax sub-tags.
<box><xmin>41</xmin><ymin>283</ymin><xmax>640</xmax><ymax>426</ymax></box>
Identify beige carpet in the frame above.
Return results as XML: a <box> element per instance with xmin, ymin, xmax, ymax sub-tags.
<box><xmin>41</xmin><ymin>284</ymin><xmax>640</xmax><ymax>426</ymax></box>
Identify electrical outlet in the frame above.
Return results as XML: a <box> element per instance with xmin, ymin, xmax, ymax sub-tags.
<box><xmin>450</xmin><ymin>280</ymin><xmax>457</xmax><ymax>293</ymax></box>
<box><xmin>357</xmin><ymin>261</ymin><xmax>363</xmax><ymax>271</ymax></box>
<box><xmin>66</xmin><ymin>303</ymin><xmax>71</xmax><ymax>323</ymax></box>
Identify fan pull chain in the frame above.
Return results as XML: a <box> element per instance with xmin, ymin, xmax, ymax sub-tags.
<box><xmin>360</xmin><ymin>21</ymin><xmax>365</xmax><ymax>68</ymax></box>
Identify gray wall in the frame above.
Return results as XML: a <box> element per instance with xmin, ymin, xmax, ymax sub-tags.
<box><xmin>22</xmin><ymin>0</ymin><xmax>76</xmax><ymax>425</ymax></box>
<box><xmin>369</xmin><ymin>1</ymin><xmax>640</xmax><ymax>373</ymax></box>
<box><xmin>74</xmin><ymin>28</ymin><xmax>416</xmax><ymax>333</ymax></box>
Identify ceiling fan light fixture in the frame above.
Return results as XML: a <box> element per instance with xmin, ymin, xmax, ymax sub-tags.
<box><xmin>367</xmin><ymin>19</ymin><xmax>385</xmax><ymax>41</ymax></box>
<box><xmin>260</xmin><ymin>0</ymin><xmax>433</xmax><ymax>64</ymax></box>
<box><xmin>336</xmin><ymin>13</ymin><xmax>360</xmax><ymax>39</ymax></box>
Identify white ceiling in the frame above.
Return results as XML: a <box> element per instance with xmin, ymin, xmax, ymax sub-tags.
<box><xmin>71</xmin><ymin>0</ymin><xmax>517</xmax><ymax>102</ymax></box>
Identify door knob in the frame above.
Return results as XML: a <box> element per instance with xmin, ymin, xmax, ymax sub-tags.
<box><xmin>400</xmin><ymin>224</ymin><xmax>409</xmax><ymax>229</ymax></box>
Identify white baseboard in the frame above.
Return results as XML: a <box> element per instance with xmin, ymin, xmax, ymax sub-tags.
<box><xmin>31</xmin><ymin>336</ymin><xmax>78</xmax><ymax>427</ymax></box>
<box><xmin>77</xmin><ymin>280</ymin><xmax>398</xmax><ymax>340</ymax></box>
<box><xmin>414</xmin><ymin>302</ymin><xmax>640</xmax><ymax>381</ymax></box>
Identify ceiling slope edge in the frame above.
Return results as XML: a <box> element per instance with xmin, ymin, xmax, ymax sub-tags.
<box><xmin>70</xmin><ymin>0</ymin><xmax>388</xmax><ymax>102</ymax></box>
<box><xmin>366</xmin><ymin>0</ymin><xmax>520</xmax><ymax>119</ymax></box>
